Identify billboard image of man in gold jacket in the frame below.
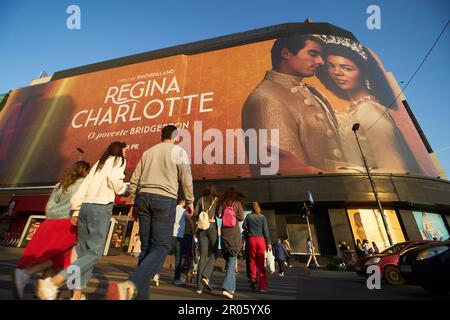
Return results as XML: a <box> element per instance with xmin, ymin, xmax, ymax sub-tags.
<box><xmin>242</xmin><ymin>35</ymin><xmax>345</xmax><ymax>176</ymax></box>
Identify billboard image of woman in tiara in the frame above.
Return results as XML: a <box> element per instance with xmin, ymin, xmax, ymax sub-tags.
<box><xmin>316</xmin><ymin>35</ymin><xmax>423</xmax><ymax>174</ymax></box>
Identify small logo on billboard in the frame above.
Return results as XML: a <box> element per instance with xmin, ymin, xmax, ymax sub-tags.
<box><xmin>67</xmin><ymin>5</ymin><xmax>81</xmax><ymax>30</ymax></box>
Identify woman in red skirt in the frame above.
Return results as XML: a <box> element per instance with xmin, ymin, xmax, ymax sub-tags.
<box><xmin>242</xmin><ymin>202</ymin><xmax>272</xmax><ymax>293</ymax></box>
<box><xmin>13</xmin><ymin>161</ymin><xmax>90</xmax><ymax>300</ymax></box>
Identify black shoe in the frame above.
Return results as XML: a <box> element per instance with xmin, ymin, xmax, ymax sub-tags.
<box><xmin>249</xmin><ymin>279</ymin><xmax>257</xmax><ymax>290</ymax></box>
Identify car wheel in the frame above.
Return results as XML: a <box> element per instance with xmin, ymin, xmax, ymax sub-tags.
<box><xmin>422</xmin><ymin>284</ymin><xmax>449</xmax><ymax>296</ymax></box>
<box><xmin>383</xmin><ymin>266</ymin><xmax>405</xmax><ymax>285</ymax></box>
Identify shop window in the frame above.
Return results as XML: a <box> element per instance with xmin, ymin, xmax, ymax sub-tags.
<box><xmin>286</xmin><ymin>214</ymin><xmax>320</xmax><ymax>254</ymax></box>
<box><xmin>412</xmin><ymin>211</ymin><xmax>449</xmax><ymax>241</ymax></box>
<box><xmin>347</xmin><ymin>209</ymin><xmax>405</xmax><ymax>251</ymax></box>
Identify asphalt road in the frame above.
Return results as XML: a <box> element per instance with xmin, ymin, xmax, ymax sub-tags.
<box><xmin>0</xmin><ymin>247</ymin><xmax>443</xmax><ymax>300</ymax></box>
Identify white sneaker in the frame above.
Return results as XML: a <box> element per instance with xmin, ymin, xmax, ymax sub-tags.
<box><xmin>106</xmin><ymin>280</ymin><xmax>137</xmax><ymax>300</ymax></box>
<box><xmin>278</xmin><ymin>272</ymin><xmax>285</xmax><ymax>277</ymax></box>
<box><xmin>151</xmin><ymin>274</ymin><xmax>160</xmax><ymax>287</ymax></box>
<box><xmin>37</xmin><ymin>277</ymin><xmax>59</xmax><ymax>300</ymax></box>
<box><xmin>70</xmin><ymin>294</ymin><xmax>86</xmax><ymax>300</ymax></box>
<box><xmin>222</xmin><ymin>290</ymin><xmax>233</xmax><ymax>299</ymax></box>
<box><xmin>13</xmin><ymin>268</ymin><xmax>30</xmax><ymax>299</ymax></box>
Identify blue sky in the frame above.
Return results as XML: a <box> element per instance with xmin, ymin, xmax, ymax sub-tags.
<box><xmin>1</xmin><ymin>0</ymin><xmax>449</xmax><ymax>175</ymax></box>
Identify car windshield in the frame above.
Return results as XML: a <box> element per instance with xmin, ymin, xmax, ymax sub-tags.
<box><xmin>381</xmin><ymin>243</ymin><xmax>408</xmax><ymax>254</ymax></box>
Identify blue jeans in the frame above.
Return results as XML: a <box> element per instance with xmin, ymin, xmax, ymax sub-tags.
<box><xmin>129</xmin><ymin>193</ymin><xmax>177</xmax><ymax>300</ymax></box>
<box><xmin>171</xmin><ymin>236</ymin><xmax>183</xmax><ymax>281</ymax></box>
<box><xmin>222</xmin><ymin>252</ymin><xmax>237</xmax><ymax>293</ymax></box>
<box><xmin>59</xmin><ymin>202</ymin><xmax>113</xmax><ymax>289</ymax></box>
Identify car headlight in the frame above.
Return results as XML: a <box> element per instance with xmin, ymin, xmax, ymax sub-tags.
<box><xmin>416</xmin><ymin>246</ymin><xmax>449</xmax><ymax>261</ymax></box>
<box><xmin>364</xmin><ymin>257</ymin><xmax>381</xmax><ymax>265</ymax></box>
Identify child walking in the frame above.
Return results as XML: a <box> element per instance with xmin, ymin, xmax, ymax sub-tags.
<box><xmin>13</xmin><ymin>161</ymin><xmax>90</xmax><ymax>299</ymax></box>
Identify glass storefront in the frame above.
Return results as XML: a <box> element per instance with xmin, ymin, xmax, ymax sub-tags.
<box><xmin>412</xmin><ymin>211</ymin><xmax>449</xmax><ymax>241</ymax></box>
<box><xmin>347</xmin><ymin>209</ymin><xmax>405</xmax><ymax>251</ymax></box>
<box><xmin>286</xmin><ymin>214</ymin><xmax>320</xmax><ymax>254</ymax></box>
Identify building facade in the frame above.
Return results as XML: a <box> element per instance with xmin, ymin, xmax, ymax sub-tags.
<box><xmin>0</xmin><ymin>22</ymin><xmax>449</xmax><ymax>255</ymax></box>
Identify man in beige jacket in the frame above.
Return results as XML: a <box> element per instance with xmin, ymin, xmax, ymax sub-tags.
<box><xmin>107</xmin><ymin>125</ymin><xmax>194</xmax><ymax>300</ymax></box>
<box><xmin>242</xmin><ymin>34</ymin><xmax>345</xmax><ymax>175</ymax></box>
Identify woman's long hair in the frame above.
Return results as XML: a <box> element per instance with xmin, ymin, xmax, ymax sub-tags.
<box><xmin>316</xmin><ymin>39</ymin><xmax>397</xmax><ymax>109</ymax></box>
<box><xmin>96</xmin><ymin>141</ymin><xmax>126</xmax><ymax>173</ymax></box>
<box><xmin>252</xmin><ymin>202</ymin><xmax>261</xmax><ymax>214</ymax></box>
<box><xmin>219</xmin><ymin>187</ymin><xmax>246</xmax><ymax>207</ymax></box>
<box><xmin>57</xmin><ymin>161</ymin><xmax>90</xmax><ymax>193</ymax></box>
<box><xmin>201</xmin><ymin>184</ymin><xmax>217</xmax><ymax>200</ymax></box>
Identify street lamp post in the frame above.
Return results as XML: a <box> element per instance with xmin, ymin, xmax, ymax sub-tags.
<box><xmin>302</xmin><ymin>191</ymin><xmax>319</xmax><ymax>262</ymax></box>
<box><xmin>352</xmin><ymin>123</ymin><xmax>394</xmax><ymax>246</ymax></box>
<box><xmin>302</xmin><ymin>201</ymin><xmax>314</xmax><ymax>248</ymax></box>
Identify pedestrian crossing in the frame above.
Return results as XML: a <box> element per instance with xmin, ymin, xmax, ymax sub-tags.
<box><xmin>0</xmin><ymin>254</ymin><xmax>300</xmax><ymax>300</ymax></box>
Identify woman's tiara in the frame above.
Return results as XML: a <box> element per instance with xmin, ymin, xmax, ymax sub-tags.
<box><xmin>319</xmin><ymin>35</ymin><xmax>368</xmax><ymax>61</ymax></box>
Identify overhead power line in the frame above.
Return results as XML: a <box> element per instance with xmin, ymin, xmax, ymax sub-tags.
<box><xmin>361</xmin><ymin>19</ymin><xmax>450</xmax><ymax>136</ymax></box>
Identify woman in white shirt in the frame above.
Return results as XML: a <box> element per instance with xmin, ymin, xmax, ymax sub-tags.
<box><xmin>37</xmin><ymin>141</ymin><xmax>128</xmax><ymax>300</ymax></box>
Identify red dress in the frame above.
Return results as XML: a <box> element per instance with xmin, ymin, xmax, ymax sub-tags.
<box><xmin>17</xmin><ymin>219</ymin><xmax>77</xmax><ymax>270</ymax></box>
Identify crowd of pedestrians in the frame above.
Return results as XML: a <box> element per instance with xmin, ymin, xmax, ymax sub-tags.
<box><xmin>12</xmin><ymin>125</ymin><xmax>303</xmax><ymax>301</ymax></box>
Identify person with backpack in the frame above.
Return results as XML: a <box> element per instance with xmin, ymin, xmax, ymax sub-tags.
<box><xmin>242</xmin><ymin>201</ymin><xmax>271</xmax><ymax>292</ymax></box>
<box><xmin>192</xmin><ymin>185</ymin><xmax>219</xmax><ymax>294</ymax></box>
<box><xmin>217</xmin><ymin>187</ymin><xmax>245</xmax><ymax>299</ymax></box>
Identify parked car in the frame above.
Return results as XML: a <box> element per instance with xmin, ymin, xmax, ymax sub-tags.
<box><xmin>399</xmin><ymin>240</ymin><xmax>450</xmax><ymax>295</ymax></box>
<box><xmin>354</xmin><ymin>240</ymin><xmax>432</xmax><ymax>285</ymax></box>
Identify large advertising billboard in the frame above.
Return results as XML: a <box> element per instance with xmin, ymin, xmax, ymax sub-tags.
<box><xmin>0</xmin><ymin>33</ymin><xmax>439</xmax><ymax>186</ymax></box>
